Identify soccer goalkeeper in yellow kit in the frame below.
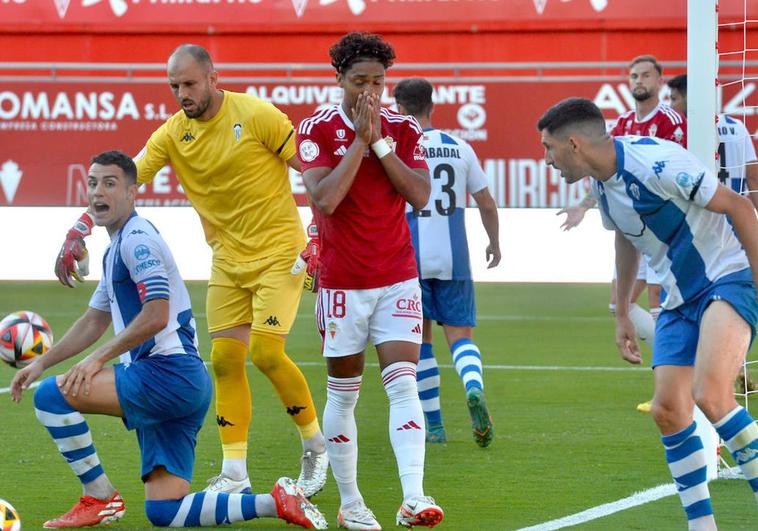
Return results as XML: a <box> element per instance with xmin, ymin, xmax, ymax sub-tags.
<box><xmin>54</xmin><ymin>44</ymin><xmax>327</xmax><ymax>497</ymax></box>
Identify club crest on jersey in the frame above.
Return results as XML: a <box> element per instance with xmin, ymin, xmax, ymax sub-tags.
<box><xmin>134</xmin><ymin>245</ymin><xmax>150</xmax><ymax>261</ymax></box>
<box><xmin>336</xmin><ymin>129</ymin><xmax>346</xmax><ymax>140</ymax></box>
<box><xmin>233</xmin><ymin>123</ymin><xmax>242</xmax><ymax>142</ymax></box>
<box><xmin>673</xmin><ymin>126</ymin><xmax>684</xmax><ymax>143</ymax></box>
<box><xmin>648</xmin><ymin>124</ymin><xmax>658</xmax><ymax>137</ymax></box>
<box><xmin>413</xmin><ymin>141</ymin><xmax>427</xmax><ymax>161</ymax></box>
<box><xmin>629</xmin><ymin>182</ymin><xmax>640</xmax><ymax>200</ymax></box>
<box><xmin>299</xmin><ymin>139</ymin><xmax>320</xmax><ymax>162</ymax></box>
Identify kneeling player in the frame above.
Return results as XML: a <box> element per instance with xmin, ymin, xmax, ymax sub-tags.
<box><xmin>10</xmin><ymin>151</ymin><xmax>326</xmax><ymax>529</ymax></box>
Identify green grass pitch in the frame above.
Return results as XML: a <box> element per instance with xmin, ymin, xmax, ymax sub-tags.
<box><xmin>1</xmin><ymin>282</ymin><xmax>756</xmax><ymax>530</ymax></box>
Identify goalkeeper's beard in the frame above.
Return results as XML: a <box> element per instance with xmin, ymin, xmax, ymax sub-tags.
<box><xmin>182</xmin><ymin>95</ymin><xmax>211</xmax><ymax>119</ymax></box>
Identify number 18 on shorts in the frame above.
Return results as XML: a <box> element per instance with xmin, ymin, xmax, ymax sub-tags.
<box><xmin>316</xmin><ymin>278</ymin><xmax>423</xmax><ymax>357</ymax></box>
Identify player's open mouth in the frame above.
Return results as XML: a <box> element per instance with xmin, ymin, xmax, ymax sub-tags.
<box><xmin>93</xmin><ymin>203</ymin><xmax>110</xmax><ymax>214</ymax></box>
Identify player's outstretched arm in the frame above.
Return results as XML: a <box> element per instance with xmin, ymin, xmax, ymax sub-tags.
<box><xmin>9</xmin><ymin>307</ymin><xmax>111</xmax><ymax>402</ymax></box>
<box><xmin>556</xmin><ymin>193</ymin><xmax>596</xmax><ymax>231</ymax></box>
<box><xmin>614</xmin><ymin>230</ymin><xmax>642</xmax><ymax>365</ymax></box>
<box><xmin>472</xmin><ymin>188</ymin><xmax>501</xmax><ymax>268</ymax></box>
<box><xmin>706</xmin><ymin>185</ymin><xmax>758</xmax><ymax>290</ymax></box>
<box><xmin>55</xmin><ymin>211</ymin><xmax>94</xmax><ymax>288</ymax></box>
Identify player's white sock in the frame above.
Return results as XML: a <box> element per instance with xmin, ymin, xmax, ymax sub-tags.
<box><xmin>661</xmin><ymin>422</ymin><xmax>713</xmax><ymax>524</ymax></box>
<box><xmin>221</xmin><ymin>458</ymin><xmax>248</xmax><ymax>481</ymax></box>
<box><xmin>416</xmin><ymin>342</ymin><xmax>443</xmax><ymax>427</ymax></box>
<box><xmin>323</xmin><ymin>375</ymin><xmax>363</xmax><ymax>506</ymax></box>
<box><xmin>33</xmin><ymin>377</ymin><xmax>115</xmax><ymax>500</ymax></box>
<box><xmin>629</xmin><ymin>303</ymin><xmax>655</xmax><ymax>346</ymax></box>
<box><xmin>713</xmin><ymin>406</ymin><xmax>758</xmax><ymax>504</ymax></box>
<box><xmin>382</xmin><ymin>362</ymin><xmax>425</xmax><ymax>500</ymax></box>
<box><xmin>451</xmin><ymin>338</ymin><xmax>484</xmax><ymax>392</ymax></box>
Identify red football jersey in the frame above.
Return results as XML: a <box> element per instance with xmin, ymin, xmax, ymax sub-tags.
<box><xmin>297</xmin><ymin>105</ymin><xmax>427</xmax><ymax>289</ymax></box>
<box><xmin>611</xmin><ymin>103</ymin><xmax>687</xmax><ymax>147</ymax></box>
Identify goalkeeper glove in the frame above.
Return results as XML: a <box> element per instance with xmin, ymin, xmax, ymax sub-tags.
<box><xmin>55</xmin><ymin>211</ymin><xmax>93</xmax><ymax>288</ymax></box>
<box><xmin>291</xmin><ymin>222</ymin><xmax>320</xmax><ymax>292</ymax></box>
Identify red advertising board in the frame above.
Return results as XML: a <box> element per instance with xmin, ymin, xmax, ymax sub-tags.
<box><xmin>0</xmin><ymin>0</ymin><xmax>702</xmax><ymax>33</ymax></box>
<box><xmin>2</xmin><ymin>77</ymin><xmax>756</xmax><ymax>208</ymax></box>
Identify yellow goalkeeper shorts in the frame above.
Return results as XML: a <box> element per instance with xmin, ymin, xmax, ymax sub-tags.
<box><xmin>206</xmin><ymin>248</ymin><xmax>304</xmax><ymax>335</ymax></box>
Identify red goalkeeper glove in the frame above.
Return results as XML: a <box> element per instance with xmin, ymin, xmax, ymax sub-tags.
<box><xmin>55</xmin><ymin>211</ymin><xmax>93</xmax><ymax>288</ymax></box>
<box><xmin>291</xmin><ymin>222</ymin><xmax>320</xmax><ymax>292</ymax></box>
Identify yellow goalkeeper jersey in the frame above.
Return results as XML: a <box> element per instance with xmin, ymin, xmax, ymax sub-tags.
<box><xmin>135</xmin><ymin>91</ymin><xmax>304</xmax><ymax>261</ymax></box>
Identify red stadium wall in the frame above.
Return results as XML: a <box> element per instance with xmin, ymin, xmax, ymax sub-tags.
<box><xmin>2</xmin><ymin>0</ymin><xmax>758</xmax><ymax>207</ymax></box>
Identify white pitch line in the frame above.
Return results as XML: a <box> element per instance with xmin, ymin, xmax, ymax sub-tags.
<box><xmin>516</xmin><ymin>483</ymin><xmax>678</xmax><ymax>531</ymax></box>
<box><xmin>293</xmin><ymin>361</ymin><xmax>647</xmax><ymax>372</ymax></box>
<box><xmin>0</xmin><ymin>380</ymin><xmax>40</xmax><ymax>394</ymax></box>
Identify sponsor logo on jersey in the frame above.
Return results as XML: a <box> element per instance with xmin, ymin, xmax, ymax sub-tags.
<box><xmin>181</xmin><ymin>131</ymin><xmax>195</xmax><ymax>143</ymax></box>
<box><xmin>134</xmin><ymin>244</ymin><xmax>150</xmax><ymax>261</ymax></box>
<box><xmin>333</xmin><ymin>145</ymin><xmax>347</xmax><ymax>157</ymax></box>
<box><xmin>299</xmin><ymin>139</ymin><xmax>319</xmax><ymax>162</ymax></box>
<box><xmin>653</xmin><ymin>161</ymin><xmax>666</xmax><ymax>177</ymax></box>
<box><xmin>676</xmin><ymin>172</ymin><xmax>694</xmax><ymax>187</ymax></box>
<box><xmin>264</xmin><ymin>315</ymin><xmax>281</xmax><ymax>327</ymax></box>
<box><xmin>135</xmin><ymin>258</ymin><xmax>161</xmax><ymax>274</ymax></box>
<box><xmin>233</xmin><ymin>122</ymin><xmax>242</xmax><ymax>141</ymax></box>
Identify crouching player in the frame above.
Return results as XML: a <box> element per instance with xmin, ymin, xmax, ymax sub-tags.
<box><xmin>10</xmin><ymin>151</ymin><xmax>326</xmax><ymax>529</ymax></box>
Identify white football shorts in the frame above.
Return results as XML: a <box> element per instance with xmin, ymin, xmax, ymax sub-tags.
<box><xmin>612</xmin><ymin>254</ymin><xmax>663</xmax><ymax>284</ymax></box>
<box><xmin>316</xmin><ymin>278</ymin><xmax>423</xmax><ymax>357</ymax></box>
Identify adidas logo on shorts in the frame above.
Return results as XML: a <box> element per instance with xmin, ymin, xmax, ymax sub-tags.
<box><xmin>411</xmin><ymin>323</ymin><xmax>421</xmax><ymax>334</ymax></box>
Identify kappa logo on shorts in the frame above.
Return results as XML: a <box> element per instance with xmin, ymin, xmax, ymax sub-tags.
<box><xmin>264</xmin><ymin>315</ymin><xmax>281</xmax><ymax>327</ymax></box>
<box><xmin>286</xmin><ymin>405</ymin><xmax>307</xmax><ymax>416</ymax></box>
<box><xmin>216</xmin><ymin>415</ymin><xmax>235</xmax><ymax>427</ymax></box>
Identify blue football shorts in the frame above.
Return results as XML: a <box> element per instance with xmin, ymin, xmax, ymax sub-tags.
<box><xmin>653</xmin><ymin>269</ymin><xmax>758</xmax><ymax>368</ymax></box>
<box><xmin>420</xmin><ymin>278</ymin><xmax>476</xmax><ymax>327</ymax></box>
<box><xmin>114</xmin><ymin>353</ymin><xmax>212</xmax><ymax>482</ymax></box>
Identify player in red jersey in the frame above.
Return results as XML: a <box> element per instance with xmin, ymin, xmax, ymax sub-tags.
<box><xmin>296</xmin><ymin>32</ymin><xmax>443</xmax><ymax>530</ymax></box>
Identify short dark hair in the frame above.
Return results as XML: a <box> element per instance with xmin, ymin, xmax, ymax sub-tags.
<box><xmin>667</xmin><ymin>73</ymin><xmax>687</xmax><ymax>95</ymax></box>
<box><xmin>91</xmin><ymin>150</ymin><xmax>137</xmax><ymax>184</ymax></box>
<box><xmin>393</xmin><ymin>78</ymin><xmax>434</xmax><ymax>117</ymax></box>
<box><xmin>169</xmin><ymin>43</ymin><xmax>214</xmax><ymax>72</ymax></box>
<box><xmin>630</xmin><ymin>54</ymin><xmax>662</xmax><ymax>76</ymax></box>
<box><xmin>330</xmin><ymin>32</ymin><xmax>395</xmax><ymax>74</ymax></box>
<box><xmin>537</xmin><ymin>97</ymin><xmax>606</xmax><ymax>136</ymax></box>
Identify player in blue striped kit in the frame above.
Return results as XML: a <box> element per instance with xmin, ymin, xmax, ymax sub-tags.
<box><xmin>539</xmin><ymin>98</ymin><xmax>758</xmax><ymax>530</ymax></box>
<box><xmin>394</xmin><ymin>78</ymin><xmax>501</xmax><ymax>447</ymax></box>
<box><xmin>9</xmin><ymin>151</ymin><xmax>325</xmax><ymax>529</ymax></box>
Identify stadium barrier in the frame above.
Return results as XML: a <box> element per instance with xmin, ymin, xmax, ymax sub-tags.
<box><xmin>0</xmin><ymin>206</ymin><xmax>614</xmax><ymax>283</ymax></box>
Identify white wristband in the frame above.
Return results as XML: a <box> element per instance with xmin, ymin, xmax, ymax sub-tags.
<box><xmin>371</xmin><ymin>139</ymin><xmax>392</xmax><ymax>159</ymax></box>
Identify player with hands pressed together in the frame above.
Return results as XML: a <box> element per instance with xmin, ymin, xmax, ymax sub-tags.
<box><xmin>297</xmin><ymin>32</ymin><xmax>443</xmax><ymax>530</ymax></box>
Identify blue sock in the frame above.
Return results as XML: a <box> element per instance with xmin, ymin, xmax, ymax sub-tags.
<box><xmin>416</xmin><ymin>342</ymin><xmax>442</xmax><ymax>426</ymax></box>
<box><xmin>451</xmin><ymin>338</ymin><xmax>483</xmax><ymax>393</ymax></box>
<box><xmin>34</xmin><ymin>376</ymin><xmax>105</xmax><ymax>485</ymax></box>
<box><xmin>145</xmin><ymin>493</ymin><xmax>258</xmax><ymax>527</ymax></box>
<box><xmin>661</xmin><ymin>422</ymin><xmax>713</xmax><ymax>521</ymax></box>
<box><xmin>713</xmin><ymin>406</ymin><xmax>758</xmax><ymax>502</ymax></box>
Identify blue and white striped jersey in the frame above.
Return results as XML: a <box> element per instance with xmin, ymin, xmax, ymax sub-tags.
<box><xmin>405</xmin><ymin>128</ymin><xmax>489</xmax><ymax>280</ymax></box>
<box><xmin>89</xmin><ymin>213</ymin><xmax>199</xmax><ymax>363</ymax></box>
<box><xmin>717</xmin><ymin>114</ymin><xmax>757</xmax><ymax>193</ymax></box>
<box><xmin>592</xmin><ymin>136</ymin><xmax>749</xmax><ymax>309</ymax></box>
